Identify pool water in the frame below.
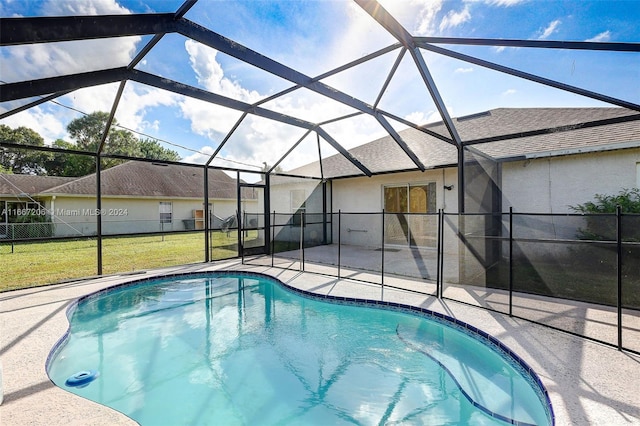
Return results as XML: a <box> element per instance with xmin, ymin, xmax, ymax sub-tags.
<box><xmin>48</xmin><ymin>273</ymin><xmax>552</xmax><ymax>425</ymax></box>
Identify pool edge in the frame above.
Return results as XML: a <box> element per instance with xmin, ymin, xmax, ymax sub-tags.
<box><xmin>45</xmin><ymin>268</ymin><xmax>556</xmax><ymax>426</ymax></box>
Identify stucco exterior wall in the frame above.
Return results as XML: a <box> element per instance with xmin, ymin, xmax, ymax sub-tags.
<box><xmin>330</xmin><ymin>169</ymin><xmax>460</xmax><ymax>263</ymax></box>
<box><xmin>502</xmin><ymin>148</ymin><xmax>640</xmax><ymax>214</ymax></box>
<box><xmin>269</xmin><ymin>178</ymin><xmax>324</xmax><ymax>214</ymax></box>
<box><xmin>331</xmin><ymin>168</ymin><xmax>459</xmax><ymax>214</ymax></box>
<box><xmin>498</xmin><ymin>148</ymin><xmax>640</xmax><ymax>288</ymax></box>
<box><xmin>267</xmin><ymin>178</ymin><xmax>326</xmax><ymax>246</ymax></box>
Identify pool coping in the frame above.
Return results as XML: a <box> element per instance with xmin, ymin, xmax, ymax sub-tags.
<box><xmin>1</xmin><ymin>260</ymin><xmax>639</xmax><ymax>425</ymax></box>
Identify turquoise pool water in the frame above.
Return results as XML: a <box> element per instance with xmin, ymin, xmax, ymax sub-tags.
<box><xmin>48</xmin><ymin>273</ymin><xmax>553</xmax><ymax>425</ymax></box>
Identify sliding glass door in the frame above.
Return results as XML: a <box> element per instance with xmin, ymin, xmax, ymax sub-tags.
<box><xmin>383</xmin><ymin>183</ymin><xmax>436</xmax><ymax>247</ymax></box>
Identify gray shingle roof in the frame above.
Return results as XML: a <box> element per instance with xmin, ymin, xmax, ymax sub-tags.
<box><xmin>288</xmin><ymin>108</ymin><xmax>640</xmax><ymax>178</ymax></box>
<box><xmin>2</xmin><ymin>162</ymin><xmax>252</xmax><ymax>200</ymax></box>
<box><xmin>42</xmin><ymin>161</ymin><xmax>248</xmax><ymax>199</ymax></box>
<box><xmin>470</xmin><ymin>108</ymin><xmax>640</xmax><ymax>159</ymax></box>
<box><xmin>0</xmin><ymin>174</ymin><xmax>76</xmax><ymax>197</ymax></box>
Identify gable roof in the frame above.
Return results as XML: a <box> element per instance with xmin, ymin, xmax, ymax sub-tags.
<box><xmin>2</xmin><ymin>162</ymin><xmax>254</xmax><ymax>200</ymax></box>
<box><xmin>287</xmin><ymin>108</ymin><xmax>640</xmax><ymax>178</ymax></box>
<box><xmin>43</xmin><ymin>161</ymin><xmax>251</xmax><ymax>199</ymax></box>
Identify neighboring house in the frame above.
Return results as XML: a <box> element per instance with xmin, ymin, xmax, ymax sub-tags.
<box><xmin>0</xmin><ymin>161</ymin><xmax>258</xmax><ymax>238</ymax></box>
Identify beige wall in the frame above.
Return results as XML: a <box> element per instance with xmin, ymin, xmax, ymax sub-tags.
<box><xmin>502</xmin><ymin>148</ymin><xmax>640</xmax><ymax>214</ymax></box>
<box><xmin>47</xmin><ymin>196</ymin><xmax>242</xmax><ymax>237</ymax></box>
<box><xmin>269</xmin><ymin>178</ymin><xmax>324</xmax><ymax>213</ymax></box>
<box><xmin>330</xmin><ymin>169</ymin><xmax>459</xmax><ymax>258</ymax></box>
<box><xmin>332</xmin><ymin>168</ymin><xmax>458</xmax><ymax>214</ymax></box>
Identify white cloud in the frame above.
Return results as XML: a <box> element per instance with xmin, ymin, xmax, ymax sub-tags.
<box><xmin>586</xmin><ymin>31</ymin><xmax>612</xmax><ymax>42</ymax></box>
<box><xmin>481</xmin><ymin>0</ymin><xmax>526</xmax><ymax>6</ymax></box>
<box><xmin>168</xmin><ymin>40</ymin><xmax>304</xmax><ymax>168</ymax></box>
<box><xmin>179</xmin><ymin>99</ymin><xmax>245</xmax><ymax>142</ymax></box>
<box><xmin>538</xmin><ymin>19</ymin><xmax>561</xmax><ymax>40</ymax></box>
<box><xmin>2</xmin><ymin>0</ymin><xmax>140</xmax><ymax>80</ymax></box>
<box><xmin>405</xmin><ymin>111</ymin><xmax>437</xmax><ymax>125</ymax></box>
<box><xmin>1</xmin><ymin>36</ymin><xmax>140</xmax><ymax>83</ymax></box>
<box><xmin>413</xmin><ymin>0</ymin><xmax>445</xmax><ymax>36</ymax></box>
<box><xmin>146</xmin><ymin>120</ymin><xmax>160</xmax><ymax>132</ymax></box>
<box><xmin>502</xmin><ymin>89</ymin><xmax>517</xmax><ymax>95</ymax></box>
<box><xmin>0</xmin><ymin>107</ymin><xmax>67</xmax><ymax>145</ymax></box>
<box><xmin>322</xmin><ymin>115</ymin><xmax>387</xmax><ymax>150</ymax></box>
<box><xmin>182</xmin><ymin>146</ymin><xmax>215</xmax><ymax>165</ymax></box>
<box><xmin>1</xmin><ymin>83</ymin><xmax>179</xmax><ymax>145</ymax></box>
<box><xmin>114</xmin><ymin>85</ymin><xmax>179</xmax><ymax>133</ymax></box>
<box><xmin>184</xmin><ymin>40</ymin><xmax>261</xmax><ymax>104</ymax></box>
<box><xmin>180</xmin><ymin>37</ymin><xmax>386</xmax><ymax>169</ymax></box>
<box><xmin>405</xmin><ymin>109</ymin><xmax>446</xmax><ymax>126</ymax></box>
<box><xmin>42</xmin><ymin>0</ymin><xmax>130</xmax><ymax>15</ymax></box>
<box><xmin>439</xmin><ymin>6</ymin><xmax>471</xmax><ymax>31</ymax></box>
<box><xmin>0</xmin><ymin>0</ymin><xmax>145</xmax><ymax>144</ymax></box>
<box><xmin>261</xmin><ymin>90</ymin><xmax>356</xmax><ymax>124</ymax></box>
<box><xmin>455</xmin><ymin>67</ymin><xmax>474</xmax><ymax>73</ymax></box>
<box><xmin>405</xmin><ymin>111</ymin><xmax>429</xmax><ymax>124</ymax></box>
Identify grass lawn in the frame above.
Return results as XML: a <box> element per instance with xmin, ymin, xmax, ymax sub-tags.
<box><xmin>1</xmin><ymin>231</ymin><xmax>244</xmax><ymax>292</ymax></box>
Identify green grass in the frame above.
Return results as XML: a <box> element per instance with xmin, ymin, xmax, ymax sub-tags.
<box><xmin>0</xmin><ymin>231</ymin><xmax>245</xmax><ymax>292</ymax></box>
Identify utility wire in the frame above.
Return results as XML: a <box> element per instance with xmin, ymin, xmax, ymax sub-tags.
<box><xmin>0</xmin><ymin>83</ymin><xmax>263</xmax><ymax>170</ymax></box>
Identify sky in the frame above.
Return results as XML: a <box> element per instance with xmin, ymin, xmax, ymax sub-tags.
<box><xmin>0</xmin><ymin>0</ymin><xmax>638</xmax><ymax>174</ymax></box>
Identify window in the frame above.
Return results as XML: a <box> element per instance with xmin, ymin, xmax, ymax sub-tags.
<box><xmin>290</xmin><ymin>189</ymin><xmax>306</xmax><ymax>212</ymax></box>
<box><xmin>159</xmin><ymin>202</ymin><xmax>172</xmax><ymax>224</ymax></box>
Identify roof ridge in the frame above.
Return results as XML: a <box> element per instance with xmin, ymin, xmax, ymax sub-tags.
<box><xmin>41</xmin><ymin>161</ymin><xmax>139</xmax><ymax>193</ymax></box>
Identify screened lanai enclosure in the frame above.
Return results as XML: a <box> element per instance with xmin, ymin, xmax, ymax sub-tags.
<box><xmin>1</xmin><ymin>0</ymin><xmax>639</xmax><ymax>353</ymax></box>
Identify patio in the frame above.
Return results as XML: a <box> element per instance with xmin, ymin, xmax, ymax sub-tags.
<box><xmin>1</xmin><ymin>259</ymin><xmax>639</xmax><ymax>425</ymax></box>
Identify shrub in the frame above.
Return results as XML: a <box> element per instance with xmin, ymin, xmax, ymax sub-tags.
<box><xmin>570</xmin><ymin>188</ymin><xmax>640</xmax><ymax>241</ymax></box>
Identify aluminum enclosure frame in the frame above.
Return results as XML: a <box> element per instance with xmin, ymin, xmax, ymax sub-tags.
<box><xmin>1</xmin><ymin>0</ymin><xmax>639</xmax><ymax>274</ymax></box>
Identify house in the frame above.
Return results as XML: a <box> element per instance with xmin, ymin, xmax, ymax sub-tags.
<box><xmin>272</xmin><ymin>107</ymin><xmax>640</xmax><ymax>283</ymax></box>
<box><xmin>0</xmin><ymin>161</ymin><xmax>258</xmax><ymax>238</ymax></box>
<box><xmin>280</xmin><ymin>107</ymin><xmax>640</xmax><ymax>222</ymax></box>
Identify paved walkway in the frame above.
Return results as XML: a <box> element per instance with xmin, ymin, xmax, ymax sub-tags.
<box><xmin>1</xmin><ymin>259</ymin><xmax>639</xmax><ymax>425</ymax></box>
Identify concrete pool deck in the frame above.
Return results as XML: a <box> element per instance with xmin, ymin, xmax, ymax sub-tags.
<box><xmin>1</xmin><ymin>259</ymin><xmax>639</xmax><ymax>425</ymax></box>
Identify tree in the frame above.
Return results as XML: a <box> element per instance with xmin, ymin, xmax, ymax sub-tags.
<box><xmin>138</xmin><ymin>138</ymin><xmax>180</xmax><ymax>162</ymax></box>
<box><xmin>45</xmin><ymin>139</ymin><xmax>95</xmax><ymax>177</ymax></box>
<box><xmin>0</xmin><ymin>113</ymin><xmax>182</xmax><ymax>177</ymax></box>
<box><xmin>64</xmin><ymin>112</ymin><xmax>137</xmax><ymax>175</ymax></box>
<box><xmin>0</xmin><ymin>124</ymin><xmax>51</xmax><ymax>175</ymax></box>
<box><xmin>61</xmin><ymin>112</ymin><xmax>181</xmax><ymax>176</ymax></box>
<box><xmin>261</xmin><ymin>162</ymin><xmax>283</xmax><ymax>173</ymax></box>
<box><xmin>67</xmin><ymin>111</ymin><xmax>111</xmax><ymax>150</ymax></box>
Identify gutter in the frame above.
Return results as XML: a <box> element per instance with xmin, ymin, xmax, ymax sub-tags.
<box><xmin>496</xmin><ymin>140</ymin><xmax>640</xmax><ymax>163</ymax></box>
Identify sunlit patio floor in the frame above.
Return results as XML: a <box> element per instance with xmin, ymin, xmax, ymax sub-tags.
<box><xmin>1</xmin><ymin>258</ymin><xmax>639</xmax><ymax>425</ymax></box>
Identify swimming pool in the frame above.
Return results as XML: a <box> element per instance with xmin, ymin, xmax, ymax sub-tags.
<box><xmin>47</xmin><ymin>272</ymin><xmax>553</xmax><ymax>425</ymax></box>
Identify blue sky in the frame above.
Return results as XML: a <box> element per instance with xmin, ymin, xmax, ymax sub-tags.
<box><xmin>0</xmin><ymin>0</ymin><xmax>638</xmax><ymax>172</ymax></box>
